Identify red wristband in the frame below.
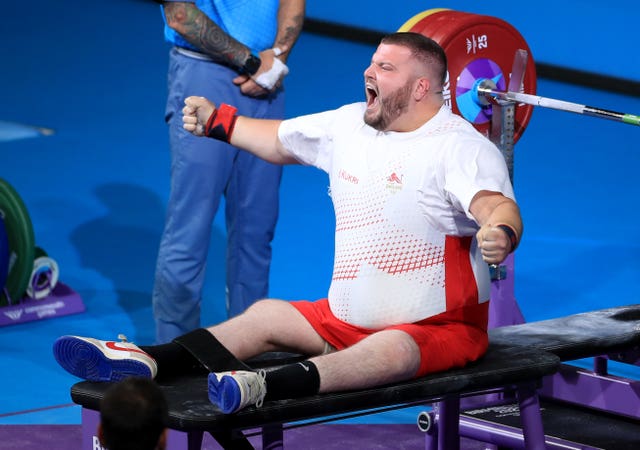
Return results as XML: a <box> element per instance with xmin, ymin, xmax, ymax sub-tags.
<box><xmin>205</xmin><ymin>103</ymin><xmax>238</xmax><ymax>143</ymax></box>
<box><xmin>496</xmin><ymin>224</ymin><xmax>519</xmax><ymax>252</ymax></box>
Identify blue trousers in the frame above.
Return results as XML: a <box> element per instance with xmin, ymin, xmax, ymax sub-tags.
<box><xmin>153</xmin><ymin>48</ymin><xmax>284</xmax><ymax>343</ymax></box>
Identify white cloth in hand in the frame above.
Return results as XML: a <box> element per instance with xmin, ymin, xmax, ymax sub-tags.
<box><xmin>253</xmin><ymin>57</ymin><xmax>289</xmax><ymax>90</ymax></box>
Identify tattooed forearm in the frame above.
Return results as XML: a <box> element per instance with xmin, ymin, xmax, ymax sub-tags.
<box><xmin>163</xmin><ymin>2</ymin><xmax>250</xmax><ymax>68</ymax></box>
<box><xmin>275</xmin><ymin>19</ymin><xmax>304</xmax><ymax>54</ymax></box>
<box><xmin>274</xmin><ymin>0</ymin><xmax>305</xmax><ymax>61</ymax></box>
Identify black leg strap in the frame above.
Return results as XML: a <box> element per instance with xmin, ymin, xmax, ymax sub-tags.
<box><xmin>172</xmin><ymin>328</ymin><xmax>250</xmax><ymax>372</ymax></box>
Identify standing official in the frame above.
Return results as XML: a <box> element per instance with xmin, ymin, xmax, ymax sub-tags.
<box><xmin>153</xmin><ymin>0</ymin><xmax>305</xmax><ymax>343</ymax></box>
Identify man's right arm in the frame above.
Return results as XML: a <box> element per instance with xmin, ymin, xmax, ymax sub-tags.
<box><xmin>161</xmin><ymin>2</ymin><xmax>255</xmax><ymax>75</ymax></box>
<box><xmin>182</xmin><ymin>96</ymin><xmax>299</xmax><ymax>165</ymax></box>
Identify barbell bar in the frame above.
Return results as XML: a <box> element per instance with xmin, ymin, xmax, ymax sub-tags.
<box><xmin>476</xmin><ymin>79</ymin><xmax>640</xmax><ymax>126</ymax></box>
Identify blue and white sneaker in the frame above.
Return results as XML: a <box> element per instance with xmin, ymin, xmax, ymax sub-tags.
<box><xmin>208</xmin><ymin>369</ymin><xmax>267</xmax><ymax>413</ymax></box>
<box><xmin>53</xmin><ymin>334</ymin><xmax>157</xmax><ymax>382</ymax></box>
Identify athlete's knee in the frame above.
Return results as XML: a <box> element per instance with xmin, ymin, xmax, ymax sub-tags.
<box><xmin>241</xmin><ymin>298</ymin><xmax>287</xmax><ymax>319</ymax></box>
<box><xmin>380</xmin><ymin>330</ymin><xmax>421</xmax><ymax>377</ymax></box>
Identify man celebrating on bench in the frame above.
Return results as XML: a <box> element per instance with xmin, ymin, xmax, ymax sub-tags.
<box><xmin>53</xmin><ymin>32</ymin><xmax>522</xmax><ymax>415</ymax></box>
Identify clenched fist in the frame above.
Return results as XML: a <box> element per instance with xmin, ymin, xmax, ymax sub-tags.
<box><xmin>476</xmin><ymin>224</ymin><xmax>515</xmax><ymax>265</ymax></box>
<box><xmin>182</xmin><ymin>96</ymin><xmax>216</xmax><ymax>136</ymax></box>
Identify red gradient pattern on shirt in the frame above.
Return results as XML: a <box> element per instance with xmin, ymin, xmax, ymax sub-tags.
<box><xmin>331</xmin><ymin>165</ymin><xmax>444</xmax><ymax>283</ymax></box>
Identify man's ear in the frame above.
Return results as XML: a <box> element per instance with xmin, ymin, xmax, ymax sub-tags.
<box><xmin>97</xmin><ymin>423</ymin><xmax>105</xmax><ymax>446</ymax></box>
<box><xmin>414</xmin><ymin>77</ymin><xmax>431</xmax><ymax>100</ymax></box>
<box><xmin>157</xmin><ymin>428</ymin><xmax>168</xmax><ymax>450</ymax></box>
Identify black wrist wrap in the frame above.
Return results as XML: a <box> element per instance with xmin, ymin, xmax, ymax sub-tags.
<box><xmin>496</xmin><ymin>224</ymin><xmax>519</xmax><ymax>252</ymax></box>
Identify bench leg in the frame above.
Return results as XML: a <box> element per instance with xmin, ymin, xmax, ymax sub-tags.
<box><xmin>262</xmin><ymin>424</ymin><xmax>284</xmax><ymax>450</ymax></box>
<box><xmin>437</xmin><ymin>396</ymin><xmax>460</xmax><ymax>450</ymax></box>
<box><xmin>418</xmin><ymin>409</ymin><xmax>437</xmax><ymax>450</ymax></box>
<box><xmin>517</xmin><ymin>383</ymin><xmax>546</xmax><ymax>450</ymax></box>
<box><xmin>187</xmin><ymin>431</ymin><xmax>204</xmax><ymax>450</ymax></box>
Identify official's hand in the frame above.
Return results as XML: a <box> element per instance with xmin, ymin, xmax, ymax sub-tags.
<box><xmin>182</xmin><ymin>96</ymin><xmax>216</xmax><ymax>136</ymax></box>
<box><xmin>252</xmin><ymin>48</ymin><xmax>289</xmax><ymax>90</ymax></box>
<box><xmin>232</xmin><ymin>74</ymin><xmax>269</xmax><ymax>97</ymax></box>
<box><xmin>476</xmin><ymin>224</ymin><xmax>512</xmax><ymax>265</ymax></box>
<box><xmin>232</xmin><ymin>47</ymin><xmax>289</xmax><ymax>96</ymax></box>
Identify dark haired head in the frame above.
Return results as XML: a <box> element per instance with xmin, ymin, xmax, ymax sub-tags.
<box><xmin>380</xmin><ymin>32</ymin><xmax>447</xmax><ymax>88</ymax></box>
<box><xmin>100</xmin><ymin>378</ymin><xmax>168</xmax><ymax>450</ymax></box>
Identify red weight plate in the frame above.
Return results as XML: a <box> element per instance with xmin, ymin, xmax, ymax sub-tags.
<box><xmin>404</xmin><ymin>10</ymin><xmax>537</xmax><ymax>143</ymax></box>
<box><xmin>406</xmin><ymin>10</ymin><xmax>473</xmax><ymax>44</ymax></box>
<box><xmin>397</xmin><ymin>8</ymin><xmax>451</xmax><ymax>32</ymax></box>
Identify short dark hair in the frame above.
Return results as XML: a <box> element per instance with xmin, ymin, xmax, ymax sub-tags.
<box><xmin>100</xmin><ymin>378</ymin><xmax>168</xmax><ymax>450</ymax></box>
<box><xmin>380</xmin><ymin>32</ymin><xmax>447</xmax><ymax>87</ymax></box>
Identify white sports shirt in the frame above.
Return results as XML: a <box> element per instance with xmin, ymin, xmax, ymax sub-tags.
<box><xmin>278</xmin><ymin>103</ymin><xmax>515</xmax><ymax>329</ymax></box>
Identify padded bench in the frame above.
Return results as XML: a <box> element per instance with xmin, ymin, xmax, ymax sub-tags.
<box><xmin>489</xmin><ymin>304</ymin><xmax>640</xmax><ymax>360</ymax></box>
<box><xmin>71</xmin><ymin>342</ymin><xmax>560</xmax><ymax>450</ymax></box>
<box><xmin>457</xmin><ymin>304</ymin><xmax>640</xmax><ymax>449</ymax></box>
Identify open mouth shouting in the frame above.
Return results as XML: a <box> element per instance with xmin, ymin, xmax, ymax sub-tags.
<box><xmin>365</xmin><ymin>83</ymin><xmax>379</xmax><ymax>110</ymax></box>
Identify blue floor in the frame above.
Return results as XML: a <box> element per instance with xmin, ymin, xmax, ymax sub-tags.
<box><xmin>1</xmin><ymin>0</ymin><xmax>640</xmax><ymax>433</ymax></box>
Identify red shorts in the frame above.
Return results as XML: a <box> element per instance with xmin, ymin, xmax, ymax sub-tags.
<box><xmin>290</xmin><ymin>299</ymin><xmax>489</xmax><ymax>377</ymax></box>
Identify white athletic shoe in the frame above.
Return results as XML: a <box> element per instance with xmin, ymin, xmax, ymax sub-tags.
<box><xmin>53</xmin><ymin>334</ymin><xmax>158</xmax><ymax>382</ymax></box>
<box><xmin>208</xmin><ymin>369</ymin><xmax>267</xmax><ymax>414</ymax></box>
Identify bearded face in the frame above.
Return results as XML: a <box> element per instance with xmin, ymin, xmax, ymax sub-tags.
<box><xmin>364</xmin><ymin>79</ymin><xmax>414</xmax><ymax>131</ymax></box>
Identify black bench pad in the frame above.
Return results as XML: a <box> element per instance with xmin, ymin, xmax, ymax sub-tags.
<box><xmin>71</xmin><ymin>343</ymin><xmax>559</xmax><ymax>433</ymax></box>
<box><xmin>489</xmin><ymin>304</ymin><xmax>640</xmax><ymax>361</ymax></box>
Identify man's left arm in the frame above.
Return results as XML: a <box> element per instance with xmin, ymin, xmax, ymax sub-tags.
<box><xmin>235</xmin><ymin>0</ymin><xmax>305</xmax><ymax>92</ymax></box>
<box><xmin>469</xmin><ymin>191</ymin><xmax>523</xmax><ymax>265</ymax></box>
<box><xmin>273</xmin><ymin>0</ymin><xmax>305</xmax><ymax>63</ymax></box>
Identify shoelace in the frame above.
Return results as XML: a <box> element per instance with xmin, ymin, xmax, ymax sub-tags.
<box><xmin>254</xmin><ymin>369</ymin><xmax>267</xmax><ymax>408</ymax></box>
